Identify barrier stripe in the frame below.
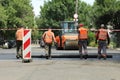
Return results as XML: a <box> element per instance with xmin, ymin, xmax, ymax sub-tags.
<box><xmin>24</xmin><ymin>30</ymin><xmax>29</xmax><ymax>36</ymax></box>
<box><xmin>25</xmin><ymin>51</ymin><xmax>31</xmax><ymax>58</ymax></box>
<box><xmin>24</xmin><ymin>44</ymin><xmax>31</xmax><ymax>58</ymax></box>
<box><xmin>24</xmin><ymin>38</ymin><xmax>30</xmax><ymax>50</ymax></box>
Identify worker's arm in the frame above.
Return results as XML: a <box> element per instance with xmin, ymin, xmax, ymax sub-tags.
<box><xmin>107</xmin><ymin>33</ymin><xmax>110</xmax><ymax>45</ymax></box>
<box><xmin>42</xmin><ymin>32</ymin><xmax>46</xmax><ymax>39</ymax></box>
<box><xmin>42</xmin><ymin>32</ymin><xmax>47</xmax><ymax>43</ymax></box>
<box><xmin>78</xmin><ymin>30</ymin><xmax>80</xmax><ymax>40</ymax></box>
<box><xmin>15</xmin><ymin>31</ymin><xmax>18</xmax><ymax>40</ymax></box>
<box><xmin>95</xmin><ymin>31</ymin><xmax>99</xmax><ymax>44</ymax></box>
<box><xmin>52</xmin><ymin>32</ymin><xmax>56</xmax><ymax>43</ymax></box>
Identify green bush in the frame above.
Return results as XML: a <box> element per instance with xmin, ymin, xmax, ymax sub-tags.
<box><xmin>108</xmin><ymin>42</ymin><xmax>116</xmax><ymax>49</ymax></box>
<box><xmin>89</xmin><ymin>41</ymin><xmax>98</xmax><ymax>47</ymax></box>
<box><xmin>88</xmin><ymin>31</ymin><xmax>96</xmax><ymax>46</ymax></box>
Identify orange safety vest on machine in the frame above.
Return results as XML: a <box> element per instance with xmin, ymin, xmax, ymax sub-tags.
<box><xmin>56</xmin><ymin>35</ymin><xmax>66</xmax><ymax>47</ymax></box>
<box><xmin>98</xmin><ymin>29</ymin><xmax>108</xmax><ymax>40</ymax></box>
<box><xmin>43</xmin><ymin>31</ymin><xmax>53</xmax><ymax>44</ymax></box>
<box><xmin>78</xmin><ymin>27</ymin><xmax>88</xmax><ymax>40</ymax></box>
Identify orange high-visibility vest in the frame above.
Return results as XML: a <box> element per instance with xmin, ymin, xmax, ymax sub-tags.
<box><xmin>44</xmin><ymin>31</ymin><xmax>54</xmax><ymax>44</ymax></box>
<box><xmin>98</xmin><ymin>29</ymin><xmax>108</xmax><ymax>40</ymax></box>
<box><xmin>56</xmin><ymin>35</ymin><xmax>66</xmax><ymax>47</ymax></box>
<box><xmin>16</xmin><ymin>28</ymin><xmax>24</xmax><ymax>40</ymax></box>
<box><xmin>79</xmin><ymin>27</ymin><xmax>88</xmax><ymax>39</ymax></box>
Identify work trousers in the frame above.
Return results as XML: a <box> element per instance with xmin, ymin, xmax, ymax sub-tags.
<box><xmin>98</xmin><ymin>40</ymin><xmax>107</xmax><ymax>54</ymax></box>
<box><xmin>16</xmin><ymin>40</ymin><xmax>22</xmax><ymax>55</ymax></box>
<box><xmin>45</xmin><ymin>43</ymin><xmax>52</xmax><ymax>57</ymax></box>
<box><xmin>78</xmin><ymin>39</ymin><xmax>87</xmax><ymax>54</ymax></box>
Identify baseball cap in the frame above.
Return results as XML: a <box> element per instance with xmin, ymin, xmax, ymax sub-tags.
<box><xmin>101</xmin><ymin>24</ymin><xmax>105</xmax><ymax>27</ymax></box>
<box><xmin>79</xmin><ymin>24</ymin><xmax>84</xmax><ymax>27</ymax></box>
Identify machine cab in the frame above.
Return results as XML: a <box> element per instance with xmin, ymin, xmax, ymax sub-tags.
<box><xmin>60</xmin><ymin>21</ymin><xmax>78</xmax><ymax>35</ymax></box>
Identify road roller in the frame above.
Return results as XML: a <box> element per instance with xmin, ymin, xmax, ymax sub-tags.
<box><xmin>55</xmin><ymin>21</ymin><xmax>79</xmax><ymax>50</ymax></box>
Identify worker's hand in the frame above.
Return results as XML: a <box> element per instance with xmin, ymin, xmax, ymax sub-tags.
<box><xmin>95</xmin><ymin>41</ymin><xmax>97</xmax><ymax>44</ymax></box>
<box><xmin>106</xmin><ymin>46</ymin><xmax>109</xmax><ymax>49</ymax></box>
<box><xmin>107</xmin><ymin>42</ymin><xmax>110</xmax><ymax>45</ymax></box>
<box><xmin>54</xmin><ymin>42</ymin><xmax>57</xmax><ymax>46</ymax></box>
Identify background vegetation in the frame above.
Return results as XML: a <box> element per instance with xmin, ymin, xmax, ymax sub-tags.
<box><xmin>0</xmin><ymin>0</ymin><xmax>120</xmax><ymax>47</ymax></box>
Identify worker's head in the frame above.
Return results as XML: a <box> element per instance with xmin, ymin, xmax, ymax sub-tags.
<box><xmin>79</xmin><ymin>23</ymin><xmax>84</xmax><ymax>27</ymax></box>
<box><xmin>48</xmin><ymin>27</ymin><xmax>52</xmax><ymax>31</ymax></box>
<box><xmin>100</xmin><ymin>24</ymin><xmax>105</xmax><ymax>28</ymax></box>
<box><xmin>17</xmin><ymin>25</ymin><xmax>24</xmax><ymax>29</ymax></box>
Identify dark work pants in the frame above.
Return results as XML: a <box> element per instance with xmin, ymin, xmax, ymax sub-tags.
<box><xmin>98</xmin><ymin>40</ymin><xmax>107</xmax><ymax>54</ymax></box>
<box><xmin>78</xmin><ymin>39</ymin><xmax>87</xmax><ymax>54</ymax></box>
<box><xmin>16</xmin><ymin>40</ymin><xmax>22</xmax><ymax>55</ymax></box>
<box><xmin>45</xmin><ymin>43</ymin><xmax>52</xmax><ymax>57</ymax></box>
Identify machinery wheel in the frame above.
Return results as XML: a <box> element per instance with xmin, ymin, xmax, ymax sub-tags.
<box><xmin>55</xmin><ymin>43</ymin><xmax>59</xmax><ymax>50</ymax></box>
<box><xmin>56</xmin><ymin>45</ymin><xmax>63</xmax><ymax>50</ymax></box>
<box><xmin>63</xmin><ymin>42</ymin><xmax>68</xmax><ymax>50</ymax></box>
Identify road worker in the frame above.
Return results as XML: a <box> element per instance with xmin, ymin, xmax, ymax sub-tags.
<box><xmin>42</xmin><ymin>27</ymin><xmax>56</xmax><ymax>59</ymax></box>
<box><xmin>55</xmin><ymin>34</ymin><xmax>66</xmax><ymax>49</ymax></box>
<box><xmin>95</xmin><ymin>24</ymin><xmax>110</xmax><ymax>60</ymax></box>
<box><xmin>15</xmin><ymin>25</ymin><xmax>24</xmax><ymax>59</ymax></box>
<box><xmin>78</xmin><ymin>23</ymin><xmax>88</xmax><ymax>59</ymax></box>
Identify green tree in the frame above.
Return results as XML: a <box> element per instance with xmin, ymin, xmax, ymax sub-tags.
<box><xmin>37</xmin><ymin>0</ymin><xmax>92</xmax><ymax>36</ymax></box>
<box><xmin>92</xmin><ymin>0</ymin><xmax>120</xmax><ymax>47</ymax></box>
<box><xmin>78</xmin><ymin>1</ymin><xmax>93</xmax><ymax>26</ymax></box>
<box><xmin>93</xmin><ymin>0</ymin><xmax>120</xmax><ymax>27</ymax></box>
<box><xmin>0</xmin><ymin>3</ymin><xmax>7</xmax><ymax>28</ymax></box>
<box><xmin>0</xmin><ymin>0</ymin><xmax>35</xmax><ymax>39</ymax></box>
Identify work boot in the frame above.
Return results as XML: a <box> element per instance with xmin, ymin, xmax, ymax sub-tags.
<box><xmin>45</xmin><ymin>54</ymin><xmax>49</xmax><ymax>59</ymax></box>
<box><xmin>48</xmin><ymin>56</ymin><xmax>52</xmax><ymax>60</ymax></box>
<box><xmin>18</xmin><ymin>51</ymin><xmax>22</xmax><ymax>59</ymax></box>
<box><xmin>16</xmin><ymin>55</ymin><xmax>20</xmax><ymax>59</ymax></box>
<box><xmin>19</xmin><ymin>53</ymin><xmax>22</xmax><ymax>59</ymax></box>
<box><xmin>84</xmin><ymin>54</ymin><xmax>88</xmax><ymax>59</ymax></box>
<box><xmin>102</xmin><ymin>54</ymin><xmax>107</xmax><ymax>60</ymax></box>
<box><xmin>97</xmin><ymin>54</ymin><xmax>102</xmax><ymax>59</ymax></box>
<box><xmin>80</xmin><ymin>54</ymin><xmax>83</xmax><ymax>59</ymax></box>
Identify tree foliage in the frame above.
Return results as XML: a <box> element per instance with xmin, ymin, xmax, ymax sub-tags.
<box><xmin>0</xmin><ymin>0</ymin><xmax>34</xmax><ymax>39</ymax></box>
<box><xmin>37</xmin><ymin>0</ymin><xmax>92</xmax><ymax>30</ymax></box>
<box><xmin>93</xmin><ymin>0</ymin><xmax>120</xmax><ymax>27</ymax></box>
<box><xmin>92</xmin><ymin>0</ymin><xmax>120</xmax><ymax>47</ymax></box>
<box><xmin>37</xmin><ymin>0</ymin><xmax>120</xmax><ymax>47</ymax></box>
<box><xmin>37</xmin><ymin>0</ymin><xmax>75</xmax><ymax>36</ymax></box>
<box><xmin>0</xmin><ymin>0</ymin><xmax>34</xmax><ymax>28</ymax></box>
<box><xmin>0</xmin><ymin>2</ymin><xmax>7</xmax><ymax>28</ymax></box>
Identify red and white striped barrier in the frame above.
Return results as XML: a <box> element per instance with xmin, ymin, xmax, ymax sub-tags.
<box><xmin>22</xmin><ymin>29</ymin><xmax>32</xmax><ymax>62</ymax></box>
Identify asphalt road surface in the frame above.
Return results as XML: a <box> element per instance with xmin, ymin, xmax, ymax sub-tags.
<box><xmin>0</xmin><ymin>45</ymin><xmax>120</xmax><ymax>80</ymax></box>
<box><xmin>0</xmin><ymin>45</ymin><xmax>120</xmax><ymax>61</ymax></box>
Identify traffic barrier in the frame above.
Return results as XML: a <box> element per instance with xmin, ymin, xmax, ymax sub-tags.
<box><xmin>22</xmin><ymin>29</ymin><xmax>32</xmax><ymax>63</ymax></box>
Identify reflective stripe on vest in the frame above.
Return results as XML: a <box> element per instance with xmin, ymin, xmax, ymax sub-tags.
<box><xmin>79</xmin><ymin>27</ymin><xmax>88</xmax><ymax>39</ymax></box>
<box><xmin>98</xmin><ymin>29</ymin><xmax>107</xmax><ymax>40</ymax></box>
<box><xmin>44</xmin><ymin>31</ymin><xmax>53</xmax><ymax>43</ymax></box>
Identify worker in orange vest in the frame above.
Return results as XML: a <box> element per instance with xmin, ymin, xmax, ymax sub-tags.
<box><xmin>78</xmin><ymin>24</ymin><xmax>88</xmax><ymax>59</ymax></box>
<box><xmin>95</xmin><ymin>24</ymin><xmax>110</xmax><ymax>60</ymax></box>
<box><xmin>42</xmin><ymin>27</ymin><xmax>56</xmax><ymax>59</ymax></box>
<box><xmin>55</xmin><ymin>35</ymin><xmax>66</xmax><ymax>49</ymax></box>
<box><xmin>15</xmin><ymin>26</ymin><xmax>24</xmax><ymax>59</ymax></box>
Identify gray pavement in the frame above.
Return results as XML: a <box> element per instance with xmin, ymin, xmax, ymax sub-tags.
<box><xmin>0</xmin><ymin>60</ymin><xmax>120</xmax><ymax>80</ymax></box>
<box><xmin>0</xmin><ymin>44</ymin><xmax>120</xmax><ymax>80</ymax></box>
